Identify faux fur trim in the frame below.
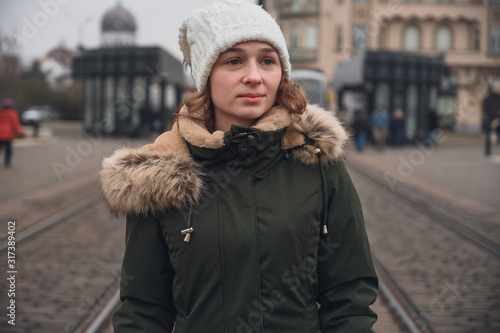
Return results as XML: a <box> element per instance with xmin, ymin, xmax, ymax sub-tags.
<box><xmin>177</xmin><ymin>105</ymin><xmax>292</xmax><ymax>149</ymax></box>
<box><xmin>287</xmin><ymin>104</ymin><xmax>349</xmax><ymax>165</ymax></box>
<box><xmin>100</xmin><ymin>104</ymin><xmax>348</xmax><ymax>215</ymax></box>
<box><xmin>100</xmin><ymin>127</ymin><xmax>203</xmax><ymax>216</ymax></box>
<box><xmin>178</xmin><ymin>106</ymin><xmax>226</xmax><ymax>149</ymax></box>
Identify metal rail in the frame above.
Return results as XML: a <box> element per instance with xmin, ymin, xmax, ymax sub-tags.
<box><xmin>347</xmin><ymin>161</ymin><xmax>500</xmax><ymax>259</ymax></box>
<box><xmin>374</xmin><ymin>256</ymin><xmax>433</xmax><ymax>333</ymax></box>
<box><xmin>0</xmin><ymin>193</ymin><xmax>101</xmax><ymax>251</ymax></box>
<box><xmin>81</xmin><ymin>290</ymin><xmax>121</xmax><ymax>333</ymax></box>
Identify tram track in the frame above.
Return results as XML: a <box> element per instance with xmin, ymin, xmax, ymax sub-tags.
<box><xmin>347</xmin><ymin>159</ymin><xmax>500</xmax><ymax>259</ymax></box>
<box><xmin>3</xmin><ymin>143</ymin><xmax>496</xmax><ymax>332</ymax></box>
<box><xmin>0</xmin><ymin>188</ymin><xmax>125</xmax><ymax>333</ymax></box>
<box><xmin>373</xmin><ymin>256</ymin><xmax>432</xmax><ymax>333</ymax></box>
<box><xmin>0</xmin><ymin>131</ymin><xmax>138</xmax><ymax>332</ymax></box>
<box><xmin>0</xmin><ymin>193</ymin><xmax>101</xmax><ymax>252</ymax></box>
<box><xmin>0</xmin><ymin>169</ymin><xmax>102</xmax><ymax>241</ymax></box>
<box><xmin>346</xmin><ymin>157</ymin><xmax>500</xmax><ymax>332</ymax></box>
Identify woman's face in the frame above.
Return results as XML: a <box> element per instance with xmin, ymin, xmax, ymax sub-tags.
<box><xmin>209</xmin><ymin>41</ymin><xmax>282</xmax><ymax>132</ymax></box>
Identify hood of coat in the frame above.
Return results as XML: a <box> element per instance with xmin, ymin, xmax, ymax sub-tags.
<box><xmin>100</xmin><ymin>104</ymin><xmax>349</xmax><ymax>216</ymax></box>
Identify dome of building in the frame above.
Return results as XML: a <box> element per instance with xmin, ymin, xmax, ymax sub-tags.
<box><xmin>101</xmin><ymin>2</ymin><xmax>136</xmax><ymax>33</ymax></box>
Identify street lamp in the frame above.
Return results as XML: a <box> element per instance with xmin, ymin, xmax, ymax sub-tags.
<box><xmin>77</xmin><ymin>15</ymin><xmax>93</xmax><ymax>48</ymax></box>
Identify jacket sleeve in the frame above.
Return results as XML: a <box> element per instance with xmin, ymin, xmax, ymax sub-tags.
<box><xmin>316</xmin><ymin>160</ymin><xmax>378</xmax><ymax>332</ymax></box>
<box><xmin>113</xmin><ymin>214</ymin><xmax>176</xmax><ymax>332</ymax></box>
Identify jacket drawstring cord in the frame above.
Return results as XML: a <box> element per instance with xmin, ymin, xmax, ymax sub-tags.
<box><xmin>316</xmin><ymin>150</ymin><xmax>329</xmax><ymax>237</ymax></box>
<box><xmin>181</xmin><ymin>206</ymin><xmax>194</xmax><ymax>242</ymax></box>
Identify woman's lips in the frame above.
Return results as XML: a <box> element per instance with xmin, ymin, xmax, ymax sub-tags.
<box><xmin>239</xmin><ymin>94</ymin><xmax>264</xmax><ymax>103</ymax></box>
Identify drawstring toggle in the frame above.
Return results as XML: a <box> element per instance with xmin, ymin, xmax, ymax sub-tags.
<box><xmin>181</xmin><ymin>227</ymin><xmax>194</xmax><ymax>242</ymax></box>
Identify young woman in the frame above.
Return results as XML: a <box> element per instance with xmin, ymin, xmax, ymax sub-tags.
<box><xmin>100</xmin><ymin>1</ymin><xmax>378</xmax><ymax>332</ymax></box>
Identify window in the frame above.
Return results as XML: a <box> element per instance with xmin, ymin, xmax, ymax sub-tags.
<box><xmin>473</xmin><ymin>28</ymin><xmax>480</xmax><ymax>51</ymax></box>
<box><xmin>354</xmin><ymin>0</ymin><xmax>369</xmax><ymax>3</ymax></box>
<box><xmin>375</xmin><ymin>83</ymin><xmax>390</xmax><ymax>114</ymax></box>
<box><xmin>436</xmin><ymin>26</ymin><xmax>452</xmax><ymax>51</ymax></box>
<box><xmin>438</xmin><ymin>0</ymin><xmax>452</xmax><ymax>3</ymax></box>
<box><xmin>308</xmin><ymin>0</ymin><xmax>318</xmax><ymax>4</ymax></box>
<box><xmin>405</xmin><ymin>84</ymin><xmax>418</xmax><ymax>140</ymax></box>
<box><xmin>406</xmin><ymin>0</ymin><xmax>420</xmax><ymax>3</ymax></box>
<box><xmin>353</xmin><ymin>25</ymin><xmax>369</xmax><ymax>50</ymax></box>
<box><xmin>404</xmin><ymin>25</ymin><xmax>420</xmax><ymax>50</ymax></box>
<box><xmin>337</xmin><ymin>26</ymin><xmax>343</xmax><ymax>52</ymax></box>
<box><xmin>490</xmin><ymin>26</ymin><xmax>500</xmax><ymax>53</ymax></box>
<box><xmin>305</xmin><ymin>25</ymin><xmax>318</xmax><ymax>50</ymax></box>
<box><xmin>492</xmin><ymin>0</ymin><xmax>500</xmax><ymax>6</ymax></box>
<box><xmin>494</xmin><ymin>11</ymin><xmax>500</xmax><ymax>23</ymax></box>
<box><xmin>290</xmin><ymin>25</ymin><xmax>299</xmax><ymax>50</ymax></box>
<box><xmin>379</xmin><ymin>26</ymin><xmax>388</xmax><ymax>49</ymax></box>
<box><xmin>291</xmin><ymin>0</ymin><xmax>301</xmax><ymax>12</ymax></box>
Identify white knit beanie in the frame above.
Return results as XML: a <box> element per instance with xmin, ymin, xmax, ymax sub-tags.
<box><xmin>179</xmin><ymin>0</ymin><xmax>291</xmax><ymax>91</ymax></box>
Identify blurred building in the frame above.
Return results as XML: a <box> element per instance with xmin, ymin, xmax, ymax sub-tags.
<box><xmin>264</xmin><ymin>0</ymin><xmax>500</xmax><ymax>134</ymax></box>
<box><xmin>73</xmin><ymin>2</ymin><xmax>185</xmax><ymax>136</ymax></box>
<box><xmin>101</xmin><ymin>2</ymin><xmax>137</xmax><ymax>47</ymax></box>
<box><xmin>38</xmin><ymin>46</ymin><xmax>77</xmax><ymax>90</ymax></box>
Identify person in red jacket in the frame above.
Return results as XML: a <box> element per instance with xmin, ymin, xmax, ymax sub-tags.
<box><xmin>0</xmin><ymin>99</ymin><xmax>23</xmax><ymax>167</ymax></box>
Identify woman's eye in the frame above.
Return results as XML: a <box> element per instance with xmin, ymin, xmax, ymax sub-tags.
<box><xmin>227</xmin><ymin>59</ymin><xmax>240</xmax><ymax>65</ymax></box>
<box><xmin>262</xmin><ymin>58</ymin><xmax>274</xmax><ymax>65</ymax></box>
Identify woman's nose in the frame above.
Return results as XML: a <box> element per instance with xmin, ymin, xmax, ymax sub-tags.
<box><xmin>243</xmin><ymin>63</ymin><xmax>262</xmax><ymax>85</ymax></box>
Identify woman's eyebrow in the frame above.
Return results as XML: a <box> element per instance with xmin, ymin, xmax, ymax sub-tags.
<box><xmin>258</xmin><ymin>48</ymin><xmax>278</xmax><ymax>54</ymax></box>
<box><xmin>223</xmin><ymin>47</ymin><xmax>278</xmax><ymax>54</ymax></box>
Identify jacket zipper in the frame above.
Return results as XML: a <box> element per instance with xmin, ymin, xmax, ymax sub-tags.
<box><xmin>249</xmin><ymin>163</ymin><xmax>264</xmax><ymax>333</ymax></box>
<box><xmin>253</xmin><ymin>149</ymin><xmax>289</xmax><ymax>179</ymax></box>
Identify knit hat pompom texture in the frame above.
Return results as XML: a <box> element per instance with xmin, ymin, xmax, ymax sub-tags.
<box><xmin>179</xmin><ymin>0</ymin><xmax>291</xmax><ymax>91</ymax></box>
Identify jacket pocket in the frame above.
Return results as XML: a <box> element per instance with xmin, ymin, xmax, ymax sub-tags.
<box><xmin>306</xmin><ymin>302</ymin><xmax>321</xmax><ymax>332</ymax></box>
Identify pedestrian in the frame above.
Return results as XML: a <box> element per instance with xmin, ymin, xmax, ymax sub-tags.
<box><xmin>495</xmin><ymin>110</ymin><xmax>500</xmax><ymax>145</ymax></box>
<box><xmin>390</xmin><ymin>108</ymin><xmax>405</xmax><ymax>147</ymax></box>
<box><xmin>100</xmin><ymin>1</ymin><xmax>378</xmax><ymax>332</ymax></box>
<box><xmin>426</xmin><ymin>109</ymin><xmax>439</xmax><ymax>147</ymax></box>
<box><xmin>351</xmin><ymin>109</ymin><xmax>369</xmax><ymax>151</ymax></box>
<box><xmin>32</xmin><ymin>117</ymin><xmax>41</xmax><ymax>138</ymax></box>
<box><xmin>371</xmin><ymin>105</ymin><xmax>389</xmax><ymax>151</ymax></box>
<box><xmin>0</xmin><ymin>99</ymin><xmax>23</xmax><ymax>167</ymax></box>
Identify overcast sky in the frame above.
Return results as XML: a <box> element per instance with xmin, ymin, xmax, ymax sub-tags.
<box><xmin>0</xmin><ymin>0</ymin><xmax>258</xmax><ymax>66</ymax></box>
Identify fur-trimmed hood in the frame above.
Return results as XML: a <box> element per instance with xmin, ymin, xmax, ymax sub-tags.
<box><xmin>100</xmin><ymin>104</ymin><xmax>349</xmax><ymax>216</ymax></box>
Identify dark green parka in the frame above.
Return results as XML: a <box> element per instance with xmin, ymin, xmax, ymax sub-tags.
<box><xmin>100</xmin><ymin>104</ymin><xmax>378</xmax><ymax>332</ymax></box>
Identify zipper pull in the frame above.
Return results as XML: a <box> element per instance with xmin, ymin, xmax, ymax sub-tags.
<box><xmin>283</xmin><ymin>149</ymin><xmax>290</xmax><ymax>160</ymax></box>
<box><xmin>181</xmin><ymin>227</ymin><xmax>194</xmax><ymax>242</ymax></box>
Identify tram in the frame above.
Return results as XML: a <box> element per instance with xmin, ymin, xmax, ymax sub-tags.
<box><xmin>291</xmin><ymin>69</ymin><xmax>328</xmax><ymax>109</ymax></box>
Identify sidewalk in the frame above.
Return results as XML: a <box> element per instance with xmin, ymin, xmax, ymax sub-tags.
<box><xmin>347</xmin><ymin>132</ymin><xmax>500</xmax><ymax>213</ymax></box>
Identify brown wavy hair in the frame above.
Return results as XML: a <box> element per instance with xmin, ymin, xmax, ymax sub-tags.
<box><xmin>182</xmin><ymin>76</ymin><xmax>308</xmax><ymax>132</ymax></box>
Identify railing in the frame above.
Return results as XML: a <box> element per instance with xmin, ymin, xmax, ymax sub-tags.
<box><xmin>276</xmin><ymin>0</ymin><xmax>319</xmax><ymax>18</ymax></box>
<box><xmin>398</xmin><ymin>48</ymin><xmax>489</xmax><ymax>64</ymax></box>
<box><xmin>380</xmin><ymin>0</ymin><xmax>484</xmax><ymax>4</ymax></box>
<box><xmin>444</xmin><ymin>50</ymin><xmax>495</xmax><ymax>64</ymax></box>
<box><xmin>289</xmin><ymin>48</ymin><xmax>318</xmax><ymax>63</ymax></box>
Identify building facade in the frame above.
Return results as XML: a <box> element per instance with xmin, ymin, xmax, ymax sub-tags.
<box><xmin>264</xmin><ymin>0</ymin><xmax>500</xmax><ymax>133</ymax></box>
<box><xmin>38</xmin><ymin>46</ymin><xmax>76</xmax><ymax>90</ymax></box>
<box><xmin>73</xmin><ymin>2</ymin><xmax>185</xmax><ymax>137</ymax></box>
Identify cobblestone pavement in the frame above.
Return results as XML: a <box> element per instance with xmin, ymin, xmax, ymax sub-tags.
<box><xmin>345</xmin><ymin>134</ymin><xmax>500</xmax><ymax>332</ymax></box>
<box><xmin>0</xmin><ymin>200</ymin><xmax>125</xmax><ymax>333</ymax></box>
<box><xmin>348</xmin><ymin>133</ymin><xmax>500</xmax><ymax>212</ymax></box>
<box><xmin>0</xmin><ymin>124</ymin><xmax>454</xmax><ymax>333</ymax></box>
<box><xmin>0</xmin><ymin>123</ymin><xmax>135</xmax><ymax>332</ymax></box>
